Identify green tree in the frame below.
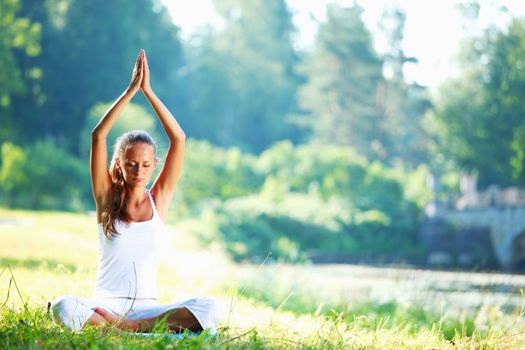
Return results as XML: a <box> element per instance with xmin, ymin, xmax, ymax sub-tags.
<box><xmin>187</xmin><ymin>0</ymin><xmax>303</xmax><ymax>152</ymax></box>
<box><xmin>0</xmin><ymin>0</ymin><xmax>40</xmax><ymax>142</ymax></box>
<box><xmin>377</xmin><ymin>7</ymin><xmax>432</xmax><ymax>166</ymax></box>
<box><xmin>10</xmin><ymin>0</ymin><xmax>185</xmax><ymax>154</ymax></box>
<box><xmin>298</xmin><ymin>4</ymin><xmax>384</xmax><ymax>160</ymax></box>
<box><xmin>80</xmin><ymin>101</ymin><xmax>165</xmax><ymax>159</ymax></box>
<box><xmin>0</xmin><ymin>140</ymin><xmax>87</xmax><ymax>209</ymax></box>
<box><xmin>435</xmin><ymin>18</ymin><xmax>525</xmax><ymax>187</ymax></box>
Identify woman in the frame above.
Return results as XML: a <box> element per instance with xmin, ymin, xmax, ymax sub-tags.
<box><xmin>50</xmin><ymin>50</ymin><xmax>221</xmax><ymax>334</ymax></box>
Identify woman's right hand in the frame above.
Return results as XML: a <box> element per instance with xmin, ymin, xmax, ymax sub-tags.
<box><xmin>141</xmin><ymin>50</ymin><xmax>152</xmax><ymax>94</ymax></box>
<box><xmin>127</xmin><ymin>50</ymin><xmax>144</xmax><ymax>93</ymax></box>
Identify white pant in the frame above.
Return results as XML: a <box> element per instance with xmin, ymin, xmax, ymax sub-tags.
<box><xmin>50</xmin><ymin>295</ymin><xmax>221</xmax><ymax>333</ymax></box>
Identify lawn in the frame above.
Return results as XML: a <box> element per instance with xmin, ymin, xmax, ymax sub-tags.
<box><xmin>1</xmin><ymin>208</ymin><xmax>525</xmax><ymax>349</ymax></box>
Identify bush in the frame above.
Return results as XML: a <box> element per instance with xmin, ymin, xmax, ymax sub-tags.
<box><xmin>198</xmin><ymin>192</ymin><xmax>424</xmax><ymax>263</ymax></box>
<box><xmin>173</xmin><ymin>140</ymin><xmax>264</xmax><ymax>212</ymax></box>
<box><xmin>0</xmin><ymin>140</ymin><xmax>88</xmax><ymax>210</ymax></box>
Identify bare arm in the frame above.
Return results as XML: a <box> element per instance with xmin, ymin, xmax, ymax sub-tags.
<box><xmin>141</xmin><ymin>51</ymin><xmax>186</xmax><ymax>221</ymax></box>
<box><xmin>90</xmin><ymin>51</ymin><xmax>144</xmax><ymax>219</ymax></box>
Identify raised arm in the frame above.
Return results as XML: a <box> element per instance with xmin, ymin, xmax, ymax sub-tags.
<box><xmin>90</xmin><ymin>50</ymin><xmax>144</xmax><ymax>217</ymax></box>
<box><xmin>141</xmin><ymin>51</ymin><xmax>186</xmax><ymax>220</ymax></box>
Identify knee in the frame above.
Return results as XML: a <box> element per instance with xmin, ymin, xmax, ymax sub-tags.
<box><xmin>176</xmin><ymin>297</ymin><xmax>223</xmax><ymax>333</ymax></box>
<box><xmin>50</xmin><ymin>295</ymin><xmax>96</xmax><ymax>331</ymax></box>
<box><xmin>50</xmin><ymin>295</ymin><xmax>67</xmax><ymax>316</ymax></box>
<box><xmin>197</xmin><ymin>297</ymin><xmax>222</xmax><ymax>330</ymax></box>
<box><xmin>49</xmin><ymin>295</ymin><xmax>78</xmax><ymax>327</ymax></box>
<box><xmin>206</xmin><ymin>298</ymin><xmax>220</xmax><ymax>317</ymax></box>
<box><xmin>51</xmin><ymin>295</ymin><xmax>73</xmax><ymax>313</ymax></box>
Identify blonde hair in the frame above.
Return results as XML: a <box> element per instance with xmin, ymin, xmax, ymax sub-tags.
<box><xmin>102</xmin><ymin>130</ymin><xmax>157</xmax><ymax>238</ymax></box>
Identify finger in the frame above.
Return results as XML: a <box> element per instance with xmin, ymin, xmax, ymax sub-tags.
<box><xmin>92</xmin><ymin>306</ymin><xmax>106</xmax><ymax>315</ymax></box>
<box><xmin>143</xmin><ymin>51</ymin><xmax>149</xmax><ymax>70</ymax></box>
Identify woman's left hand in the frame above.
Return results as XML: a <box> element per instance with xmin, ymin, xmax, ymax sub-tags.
<box><xmin>141</xmin><ymin>50</ymin><xmax>152</xmax><ymax>94</ymax></box>
<box><xmin>127</xmin><ymin>50</ymin><xmax>144</xmax><ymax>94</ymax></box>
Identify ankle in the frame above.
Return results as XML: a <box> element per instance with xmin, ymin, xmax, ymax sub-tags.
<box><xmin>124</xmin><ymin>319</ymin><xmax>141</xmax><ymax>332</ymax></box>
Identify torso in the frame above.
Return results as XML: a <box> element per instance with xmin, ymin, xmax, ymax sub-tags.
<box><xmin>94</xmin><ymin>188</ymin><xmax>166</xmax><ymax>300</ymax></box>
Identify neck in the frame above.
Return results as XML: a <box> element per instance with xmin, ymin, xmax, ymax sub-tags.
<box><xmin>126</xmin><ymin>186</ymin><xmax>147</xmax><ymax>206</ymax></box>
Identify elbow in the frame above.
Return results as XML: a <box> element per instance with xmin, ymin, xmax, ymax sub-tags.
<box><xmin>170</xmin><ymin>131</ymin><xmax>186</xmax><ymax>143</ymax></box>
<box><xmin>91</xmin><ymin>127</ymin><xmax>106</xmax><ymax>141</ymax></box>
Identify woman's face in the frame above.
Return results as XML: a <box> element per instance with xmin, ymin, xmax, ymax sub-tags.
<box><xmin>117</xmin><ymin>143</ymin><xmax>156</xmax><ymax>187</ymax></box>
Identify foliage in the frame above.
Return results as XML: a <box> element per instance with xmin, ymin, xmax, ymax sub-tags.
<box><xmin>176</xmin><ymin>139</ymin><xmax>264</xmax><ymax>211</ymax></box>
<box><xmin>378</xmin><ymin>8</ymin><xmax>433</xmax><ymax>166</ymax></box>
<box><xmin>178</xmin><ymin>141</ymin><xmax>425</xmax><ymax>262</ymax></box>
<box><xmin>434</xmin><ymin>18</ymin><xmax>525</xmax><ymax>188</ymax></box>
<box><xmin>0</xmin><ymin>0</ymin><xmax>41</xmax><ymax>146</ymax></box>
<box><xmin>8</xmin><ymin>0</ymin><xmax>184</xmax><ymax>154</ymax></box>
<box><xmin>80</xmin><ymin>101</ymin><xmax>166</xmax><ymax>158</ymax></box>
<box><xmin>0</xmin><ymin>0</ymin><xmax>40</xmax><ymax>109</ymax></box>
<box><xmin>298</xmin><ymin>4</ymin><xmax>383</xmax><ymax>160</ymax></box>
<box><xmin>0</xmin><ymin>140</ymin><xmax>87</xmax><ymax>210</ymax></box>
<box><xmin>187</xmin><ymin>0</ymin><xmax>303</xmax><ymax>152</ymax></box>
<box><xmin>255</xmin><ymin>141</ymin><xmax>424</xmax><ymax>227</ymax></box>
<box><xmin>204</xmin><ymin>192</ymin><xmax>423</xmax><ymax>263</ymax></box>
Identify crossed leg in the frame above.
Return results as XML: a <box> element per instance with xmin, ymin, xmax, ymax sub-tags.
<box><xmin>84</xmin><ymin>306</ymin><xmax>203</xmax><ymax>333</ymax></box>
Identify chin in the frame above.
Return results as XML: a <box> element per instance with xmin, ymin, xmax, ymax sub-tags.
<box><xmin>126</xmin><ymin>180</ymin><xmax>146</xmax><ymax>187</ymax></box>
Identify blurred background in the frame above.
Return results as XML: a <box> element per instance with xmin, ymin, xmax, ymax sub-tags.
<box><xmin>3</xmin><ymin>0</ymin><xmax>525</xmax><ymax>272</ymax></box>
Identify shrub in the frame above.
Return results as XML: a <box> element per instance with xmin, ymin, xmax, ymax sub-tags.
<box><xmin>0</xmin><ymin>140</ymin><xmax>88</xmax><ymax>210</ymax></box>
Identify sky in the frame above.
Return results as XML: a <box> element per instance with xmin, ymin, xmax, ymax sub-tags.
<box><xmin>162</xmin><ymin>0</ymin><xmax>525</xmax><ymax>89</ymax></box>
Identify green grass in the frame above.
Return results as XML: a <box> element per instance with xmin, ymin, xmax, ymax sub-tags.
<box><xmin>1</xmin><ymin>208</ymin><xmax>525</xmax><ymax>348</ymax></box>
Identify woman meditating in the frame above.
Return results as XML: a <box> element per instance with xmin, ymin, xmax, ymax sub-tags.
<box><xmin>51</xmin><ymin>49</ymin><xmax>220</xmax><ymax>334</ymax></box>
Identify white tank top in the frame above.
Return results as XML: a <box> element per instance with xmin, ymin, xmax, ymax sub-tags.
<box><xmin>94</xmin><ymin>188</ymin><xmax>165</xmax><ymax>300</ymax></box>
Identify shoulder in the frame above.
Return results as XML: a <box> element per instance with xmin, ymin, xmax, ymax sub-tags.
<box><xmin>149</xmin><ymin>186</ymin><xmax>169</xmax><ymax>223</ymax></box>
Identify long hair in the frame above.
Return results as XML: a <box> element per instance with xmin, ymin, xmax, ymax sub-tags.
<box><xmin>102</xmin><ymin>130</ymin><xmax>157</xmax><ymax>238</ymax></box>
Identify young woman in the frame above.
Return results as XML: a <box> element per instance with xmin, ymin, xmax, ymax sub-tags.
<box><xmin>50</xmin><ymin>50</ymin><xmax>221</xmax><ymax>334</ymax></box>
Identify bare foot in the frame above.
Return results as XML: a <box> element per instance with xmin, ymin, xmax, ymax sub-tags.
<box><xmin>92</xmin><ymin>307</ymin><xmax>139</xmax><ymax>331</ymax></box>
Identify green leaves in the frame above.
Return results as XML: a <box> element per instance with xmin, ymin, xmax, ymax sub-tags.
<box><xmin>0</xmin><ymin>140</ymin><xmax>87</xmax><ymax>210</ymax></box>
<box><xmin>0</xmin><ymin>0</ymin><xmax>41</xmax><ymax>107</ymax></box>
<box><xmin>188</xmin><ymin>0</ymin><xmax>302</xmax><ymax>152</ymax></box>
<box><xmin>435</xmin><ymin>18</ymin><xmax>525</xmax><ymax>187</ymax></box>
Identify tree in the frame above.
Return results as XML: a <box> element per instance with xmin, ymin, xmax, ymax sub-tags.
<box><xmin>0</xmin><ymin>0</ymin><xmax>40</xmax><ymax>143</ymax></box>
<box><xmin>80</xmin><ymin>101</ymin><xmax>165</xmax><ymax>159</ymax></box>
<box><xmin>10</xmin><ymin>0</ymin><xmax>185</xmax><ymax>154</ymax></box>
<box><xmin>377</xmin><ymin>7</ymin><xmax>432</xmax><ymax>166</ymax></box>
<box><xmin>0</xmin><ymin>140</ymin><xmax>86</xmax><ymax>209</ymax></box>
<box><xmin>435</xmin><ymin>18</ymin><xmax>525</xmax><ymax>187</ymax></box>
<box><xmin>186</xmin><ymin>0</ymin><xmax>303</xmax><ymax>152</ymax></box>
<box><xmin>297</xmin><ymin>4</ymin><xmax>384</xmax><ymax>160</ymax></box>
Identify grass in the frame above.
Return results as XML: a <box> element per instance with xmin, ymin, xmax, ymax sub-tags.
<box><xmin>1</xmin><ymin>208</ymin><xmax>525</xmax><ymax>348</ymax></box>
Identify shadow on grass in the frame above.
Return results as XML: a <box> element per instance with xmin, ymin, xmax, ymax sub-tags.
<box><xmin>0</xmin><ymin>258</ymin><xmax>77</xmax><ymax>273</ymax></box>
<box><xmin>0</xmin><ymin>306</ymin><xmax>230</xmax><ymax>350</ymax></box>
<box><xmin>234</xmin><ymin>286</ymin><xmax>475</xmax><ymax>340</ymax></box>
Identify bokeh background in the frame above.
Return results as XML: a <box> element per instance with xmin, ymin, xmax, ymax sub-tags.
<box><xmin>3</xmin><ymin>0</ymin><xmax>525</xmax><ymax>270</ymax></box>
<box><xmin>3</xmin><ymin>1</ymin><xmax>525</xmax><ymax>347</ymax></box>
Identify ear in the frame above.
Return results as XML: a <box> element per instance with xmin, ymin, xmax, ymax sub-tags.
<box><xmin>115</xmin><ymin>158</ymin><xmax>121</xmax><ymax>168</ymax></box>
